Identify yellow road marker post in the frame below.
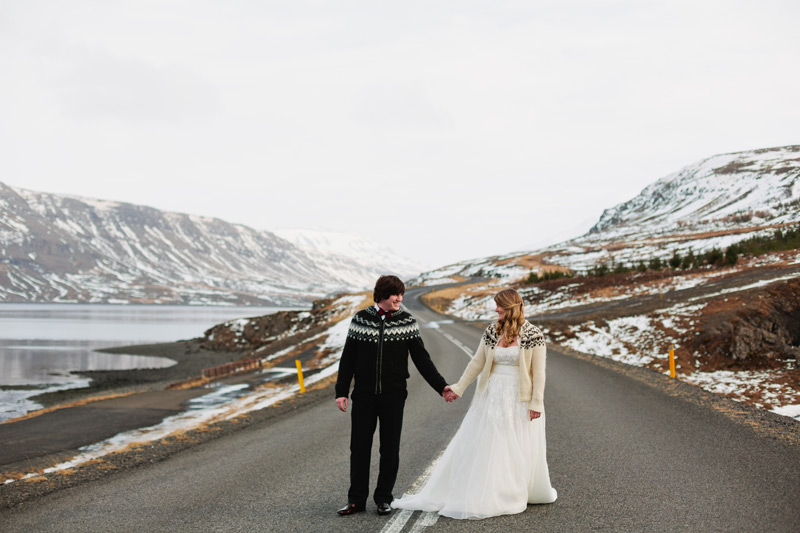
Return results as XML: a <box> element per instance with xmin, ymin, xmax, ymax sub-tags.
<box><xmin>668</xmin><ymin>345</ymin><xmax>676</xmax><ymax>379</ymax></box>
<box><xmin>296</xmin><ymin>359</ymin><xmax>306</xmax><ymax>393</ymax></box>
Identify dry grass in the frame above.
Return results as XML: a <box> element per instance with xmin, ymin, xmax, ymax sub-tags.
<box><xmin>592</xmin><ymin>287</ymin><xmax>620</xmax><ymax>299</ymax></box>
<box><xmin>22</xmin><ymin>475</ymin><xmax>48</xmax><ymax>483</ymax></box>
<box><xmin>418</xmin><ymin>276</ymin><xmax>467</xmax><ymax>286</ymax></box>
<box><xmin>81</xmin><ymin>458</ymin><xmax>110</xmax><ymax>468</ymax></box>
<box><xmin>0</xmin><ymin>452</ymin><xmax>80</xmax><ymax>483</ymax></box>
<box><xmin>423</xmin><ymin>282</ymin><xmax>496</xmax><ymax>312</ymax></box>
<box><xmin>496</xmin><ymin>255</ymin><xmax>541</xmax><ymax>267</ymax></box>
<box><xmin>495</xmin><ymin>254</ymin><xmax>573</xmax><ymax>275</ymax></box>
<box><xmin>425</xmin><ymin>282</ymin><xmax>492</xmax><ymax>301</ymax></box>
<box><xmin>253</xmin><ymin>381</ymin><xmax>285</xmax><ymax>392</ymax></box>
<box><xmin>0</xmin><ymin>472</ymin><xmax>26</xmax><ymax>483</ymax></box>
<box><xmin>168</xmin><ymin>376</ymin><xmax>211</xmax><ymax>390</ymax></box>
<box><xmin>635</xmin><ymin>222</ymin><xmax>795</xmax><ymax>245</ymax></box>
<box><xmin>497</xmin><ymin>254</ymin><xmax>570</xmax><ymax>272</ymax></box>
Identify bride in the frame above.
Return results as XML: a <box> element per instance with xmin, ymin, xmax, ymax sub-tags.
<box><xmin>393</xmin><ymin>288</ymin><xmax>557</xmax><ymax>519</ymax></box>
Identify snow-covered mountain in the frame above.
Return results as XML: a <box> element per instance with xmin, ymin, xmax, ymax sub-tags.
<box><xmin>413</xmin><ymin>145</ymin><xmax>800</xmax><ymax>283</ymax></box>
<box><xmin>551</xmin><ymin>145</ymin><xmax>800</xmax><ymax>271</ymax></box>
<box><xmin>0</xmin><ymin>183</ymin><xmax>420</xmax><ymax>305</ymax></box>
<box><xmin>591</xmin><ymin>145</ymin><xmax>800</xmax><ymax>234</ymax></box>
<box><xmin>273</xmin><ymin>228</ymin><xmax>427</xmax><ymax>288</ymax></box>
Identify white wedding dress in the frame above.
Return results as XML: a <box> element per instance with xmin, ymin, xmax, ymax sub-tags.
<box><xmin>394</xmin><ymin>345</ymin><xmax>557</xmax><ymax>519</ymax></box>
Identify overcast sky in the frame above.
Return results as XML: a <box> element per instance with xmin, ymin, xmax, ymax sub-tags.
<box><xmin>2</xmin><ymin>1</ymin><xmax>798</xmax><ymax>268</ymax></box>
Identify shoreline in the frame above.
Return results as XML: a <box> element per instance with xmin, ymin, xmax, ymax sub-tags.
<box><xmin>26</xmin><ymin>340</ymin><xmax>246</xmax><ymax>410</ymax></box>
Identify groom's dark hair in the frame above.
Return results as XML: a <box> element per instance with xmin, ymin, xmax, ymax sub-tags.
<box><xmin>373</xmin><ymin>275</ymin><xmax>405</xmax><ymax>303</ymax></box>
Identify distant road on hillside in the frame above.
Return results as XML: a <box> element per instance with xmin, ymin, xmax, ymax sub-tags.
<box><xmin>1</xmin><ymin>287</ymin><xmax>798</xmax><ymax>532</ymax></box>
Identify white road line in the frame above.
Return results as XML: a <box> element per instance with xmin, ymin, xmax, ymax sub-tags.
<box><xmin>380</xmin><ymin>444</ymin><xmax>451</xmax><ymax>533</ymax></box>
<box><xmin>419</xmin><ymin>315</ymin><xmax>472</xmax><ymax>357</ymax></box>
<box><xmin>409</xmin><ymin>511</ymin><xmax>439</xmax><ymax>532</ymax></box>
<box><xmin>439</xmin><ymin>330</ymin><xmax>474</xmax><ymax>358</ymax></box>
<box><xmin>382</xmin><ymin>509</ymin><xmax>413</xmax><ymax>533</ymax></box>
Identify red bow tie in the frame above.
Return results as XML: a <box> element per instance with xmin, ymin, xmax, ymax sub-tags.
<box><xmin>378</xmin><ymin>308</ymin><xmax>392</xmax><ymax>318</ymax></box>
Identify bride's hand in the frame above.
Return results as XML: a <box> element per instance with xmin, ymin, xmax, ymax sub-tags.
<box><xmin>442</xmin><ymin>385</ymin><xmax>459</xmax><ymax>402</ymax></box>
<box><xmin>529</xmin><ymin>410</ymin><xmax>541</xmax><ymax>421</ymax></box>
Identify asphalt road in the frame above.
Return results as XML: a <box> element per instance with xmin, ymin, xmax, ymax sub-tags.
<box><xmin>1</xmin><ymin>288</ymin><xmax>798</xmax><ymax>532</ymax></box>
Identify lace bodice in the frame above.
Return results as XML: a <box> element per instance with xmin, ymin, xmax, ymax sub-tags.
<box><xmin>483</xmin><ymin>344</ymin><xmax>522</xmax><ymax>426</ymax></box>
<box><xmin>494</xmin><ymin>345</ymin><xmax>520</xmax><ymax>366</ymax></box>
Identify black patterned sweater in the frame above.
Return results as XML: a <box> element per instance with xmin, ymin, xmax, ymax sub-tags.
<box><xmin>335</xmin><ymin>306</ymin><xmax>447</xmax><ymax>398</ymax></box>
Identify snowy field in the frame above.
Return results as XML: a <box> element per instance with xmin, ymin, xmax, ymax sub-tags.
<box><xmin>553</xmin><ymin>304</ymin><xmax>799</xmax><ymax>420</ymax></box>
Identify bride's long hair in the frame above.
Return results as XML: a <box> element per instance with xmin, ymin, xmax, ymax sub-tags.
<box><xmin>494</xmin><ymin>288</ymin><xmax>525</xmax><ymax>346</ymax></box>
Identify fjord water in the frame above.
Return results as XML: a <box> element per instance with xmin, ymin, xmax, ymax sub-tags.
<box><xmin>0</xmin><ymin>304</ymin><xmax>290</xmax><ymax>421</ymax></box>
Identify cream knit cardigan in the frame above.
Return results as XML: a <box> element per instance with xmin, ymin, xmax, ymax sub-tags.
<box><xmin>449</xmin><ymin>320</ymin><xmax>547</xmax><ymax>412</ymax></box>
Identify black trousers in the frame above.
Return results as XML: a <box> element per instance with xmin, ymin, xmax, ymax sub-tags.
<box><xmin>348</xmin><ymin>390</ymin><xmax>407</xmax><ymax>505</ymax></box>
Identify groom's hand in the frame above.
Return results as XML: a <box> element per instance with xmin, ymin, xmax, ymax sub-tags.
<box><xmin>336</xmin><ymin>397</ymin><xmax>348</xmax><ymax>412</ymax></box>
<box><xmin>444</xmin><ymin>391</ymin><xmax>459</xmax><ymax>402</ymax></box>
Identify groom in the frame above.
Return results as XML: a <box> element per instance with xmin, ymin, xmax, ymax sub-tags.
<box><xmin>335</xmin><ymin>275</ymin><xmax>457</xmax><ymax>516</ymax></box>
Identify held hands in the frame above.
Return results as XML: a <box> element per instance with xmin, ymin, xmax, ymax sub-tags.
<box><xmin>442</xmin><ymin>385</ymin><xmax>459</xmax><ymax>403</ymax></box>
<box><xmin>338</xmin><ymin>388</ymin><xmax>461</xmax><ymax>408</ymax></box>
<box><xmin>338</xmin><ymin>389</ymin><xmax>460</xmax><ymax>409</ymax></box>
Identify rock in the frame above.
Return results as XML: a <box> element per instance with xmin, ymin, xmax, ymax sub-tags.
<box><xmin>686</xmin><ymin>278</ymin><xmax>800</xmax><ymax>365</ymax></box>
<box><xmin>762</xmin><ymin>330</ymin><xmax>778</xmax><ymax>345</ymax></box>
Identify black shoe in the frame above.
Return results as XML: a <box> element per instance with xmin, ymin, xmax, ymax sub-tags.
<box><xmin>377</xmin><ymin>502</ymin><xmax>392</xmax><ymax>516</ymax></box>
<box><xmin>337</xmin><ymin>503</ymin><xmax>366</xmax><ymax>516</ymax></box>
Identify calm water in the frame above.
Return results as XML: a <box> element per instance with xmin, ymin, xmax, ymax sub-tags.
<box><xmin>0</xmin><ymin>304</ymin><xmax>295</xmax><ymax>421</ymax></box>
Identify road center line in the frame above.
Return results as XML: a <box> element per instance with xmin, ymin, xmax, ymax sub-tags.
<box><xmin>409</xmin><ymin>511</ymin><xmax>439</xmax><ymax>532</ymax></box>
<box><xmin>380</xmin><ymin>438</ymin><xmax>452</xmax><ymax>533</ymax></box>
<box><xmin>438</xmin><ymin>330</ymin><xmax>474</xmax><ymax>358</ymax></box>
<box><xmin>381</xmin><ymin>509</ymin><xmax>413</xmax><ymax>533</ymax></box>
